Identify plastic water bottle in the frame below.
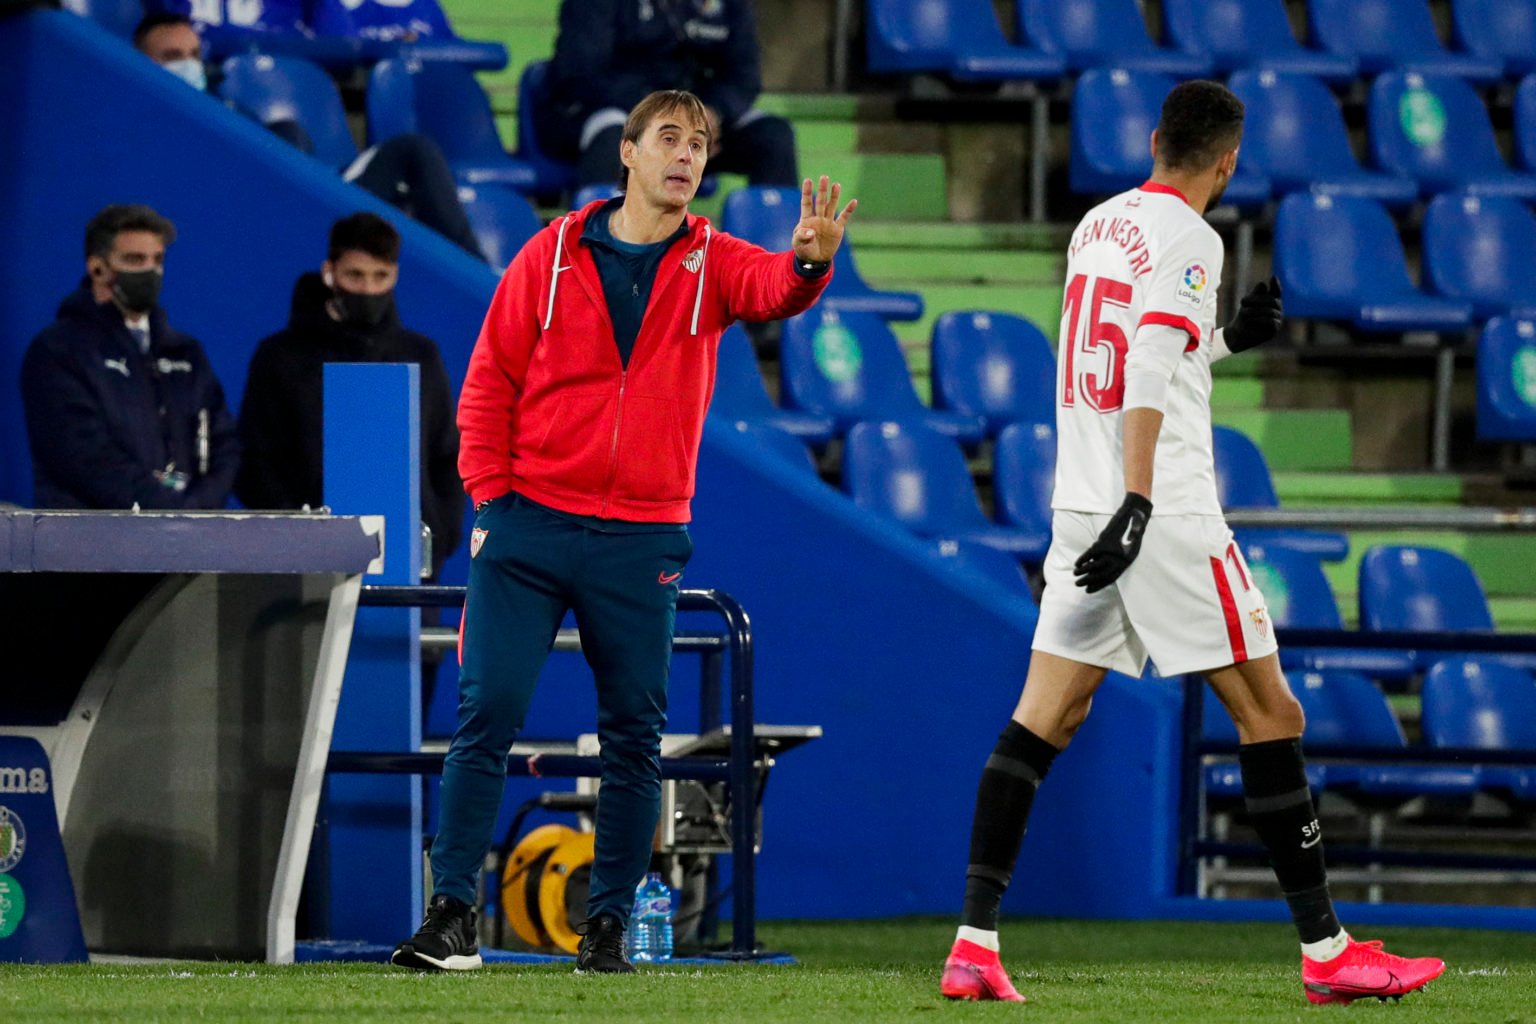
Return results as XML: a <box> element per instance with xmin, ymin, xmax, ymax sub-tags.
<box><xmin>627</xmin><ymin>872</ymin><xmax>674</xmax><ymax>962</ymax></box>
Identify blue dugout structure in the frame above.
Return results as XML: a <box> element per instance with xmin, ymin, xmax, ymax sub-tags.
<box><xmin>5</xmin><ymin>8</ymin><xmax>1531</xmax><ymax>944</ymax></box>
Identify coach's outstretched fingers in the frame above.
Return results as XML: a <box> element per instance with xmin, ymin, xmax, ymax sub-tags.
<box><xmin>793</xmin><ymin>175</ymin><xmax>857</xmax><ymax>264</ymax></box>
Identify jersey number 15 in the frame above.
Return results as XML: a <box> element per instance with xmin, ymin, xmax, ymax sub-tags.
<box><xmin>1060</xmin><ymin>272</ymin><xmax>1133</xmax><ymax>413</ymax></box>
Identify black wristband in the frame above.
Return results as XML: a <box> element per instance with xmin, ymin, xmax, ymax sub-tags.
<box><xmin>793</xmin><ymin>258</ymin><xmax>831</xmax><ymax>279</ymax></box>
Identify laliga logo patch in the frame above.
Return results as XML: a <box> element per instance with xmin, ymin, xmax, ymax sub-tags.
<box><xmin>683</xmin><ymin>248</ymin><xmax>705</xmax><ymax>273</ymax></box>
<box><xmin>1250</xmin><ymin>606</ymin><xmax>1269</xmax><ymax>639</ymax></box>
<box><xmin>0</xmin><ymin>807</ymin><xmax>26</xmax><ymax>873</ymax></box>
<box><xmin>1175</xmin><ymin>262</ymin><xmax>1207</xmax><ymax>309</ymax></box>
<box><xmin>470</xmin><ymin>527</ymin><xmax>488</xmax><ymax>559</ymax></box>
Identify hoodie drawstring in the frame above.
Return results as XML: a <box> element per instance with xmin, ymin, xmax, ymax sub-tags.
<box><xmin>544</xmin><ymin>215</ymin><xmax>573</xmax><ymax>330</ymax></box>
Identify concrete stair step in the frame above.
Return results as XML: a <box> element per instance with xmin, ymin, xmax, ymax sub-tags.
<box><xmin>1214</xmin><ymin>410</ymin><xmax>1352</xmax><ymax>471</ymax></box>
<box><xmin>1273</xmin><ymin>472</ymin><xmax>1463</xmax><ymax>506</ymax></box>
<box><xmin>1210</xmin><ymin>378</ymin><xmax>1266</xmax><ymax>409</ymax></box>
<box><xmin>853</xmin><ymin>248</ymin><xmax>1061</xmax><ymax>285</ymax></box>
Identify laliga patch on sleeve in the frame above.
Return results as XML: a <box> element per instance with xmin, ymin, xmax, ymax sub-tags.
<box><xmin>1175</xmin><ymin>262</ymin><xmax>1208</xmax><ymax>308</ymax></box>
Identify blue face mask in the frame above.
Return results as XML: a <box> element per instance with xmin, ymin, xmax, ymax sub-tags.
<box><xmin>163</xmin><ymin>57</ymin><xmax>206</xmax><ymax>92</ymax></box>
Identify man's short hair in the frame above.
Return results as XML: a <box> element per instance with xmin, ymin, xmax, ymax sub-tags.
<box><xmin>1154</xmin><ymin>80</ymin><xmax>1245</xmax><ymax>172</ymax></box>
<box><xmin>328</xmin><ymin>212</ymin><xmax>402</xmax><ymax>264</ymax></box>
<box><xmin>132</xmin><ymin>11</ymin><xmax>195</xmax><ymax>50</ymax></box>
<box><xmin>618</xmin><ymin>90</ymin><xmax>711</xmax><ymax>191</ymax></box>
<box><xmin>84</xmin><ymin>204</ymin><xmax>177</xmax><ymax>260</ymax></box>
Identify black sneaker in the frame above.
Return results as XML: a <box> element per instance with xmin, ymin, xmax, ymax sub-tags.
<box><xmin>391</xmin><ymin>894</ymin><xmax>483</xmax><ymax>971</ymax></box>
<box><xmin>575</xmin><ymin>914</ymin><xmax>634</xmax><ymax>973</ymax></box>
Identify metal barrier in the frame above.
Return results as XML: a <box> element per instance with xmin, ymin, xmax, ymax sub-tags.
<box><xmin>328</xmin><ymin>584</ymin><xmax>771</xmax><ymax>958</ymax></box>
<box><xmin>1178</xmin><ymin>627</ymin><xmax>1536</xmax><ymax>897</ymax></box>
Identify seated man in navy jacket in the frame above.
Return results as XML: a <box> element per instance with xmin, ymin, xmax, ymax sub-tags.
<box><xmin>539</xmin><ymin>0</ymin><xmax>798</xmax><ymax>190</ymax></box>
<box><xmin>20</xmin><ymin>204</ymin><xmax>239</xmax><ymax>509</ymax></box>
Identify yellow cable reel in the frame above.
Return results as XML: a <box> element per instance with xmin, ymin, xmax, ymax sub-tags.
<box><xmin>500</xmin><ymin>824</ymin><xmax>595</xmax><ymax>954</ymax></box>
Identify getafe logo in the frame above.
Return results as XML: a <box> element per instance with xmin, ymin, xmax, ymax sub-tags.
<box><xmin>1250</xmin><ymin>606</ymin><xmax>1269</xmax><ymax>639</ymax></box>
<box><xmin>470</xmin><ymin>527</ymin><xmax>488</xmax><ymax>559</ymax></box>
<box><xmin>0</xmin><ymin>807</ymin><xmax>26</xmax><ymax>873</ymax></box>
<box><xmin>0</xmin><ymin>767</ymin><xmax>47</xmax><ymax>795</ymax></box>
<box><xmin>683</xmin><ymin>248</ymin><xmax>705</xmax><ymax>273</ymax></box>
<box><xmin>1175</xmin><ymin>262</ymin><xmax>1207</xmax><ymax>308</ymax></box>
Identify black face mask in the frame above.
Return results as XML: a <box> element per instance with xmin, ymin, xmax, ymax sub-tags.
<box><xmin>332</xmin><ymin>287</ymin><xmax>394</xmax><ymax>328</ymax></box>
<box><xmin>112</xmin><ymin>269</ymin><xmax>163</xmax><ymax>313</ymax></box>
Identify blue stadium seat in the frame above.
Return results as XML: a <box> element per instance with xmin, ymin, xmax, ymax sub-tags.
<box><xmin>457</xmin><ymin>184</ymin><xmax>542</xmax><ymax>270</ymax></box>
<box><xmin>1359</xmin><ymin>545</ymin><xmax>1494</xmax><ymax>634</ymax></box>
<box><xmin>1161</xmin><ymin>0</ymin><xmax>1356</xmax><ymax>81</ymax></box>
<box><xmin>1423</xmin><ymin>194</ymin><xmax>1536</xmax><ymax>321</ymax></box>
<box><xmin>1227</xmin><ymin>71</ymin><xmax>1417</xmax><ymax>206</ymax></box>
<box><xmin>312</xmin><ymin>0</ymin><xmax>507</xmax><ymax>70</ymax></box>
<box><xmin>515</xmin><ymin>60</ymin><xmax>582</xmax><ymax>199</ymax></box>
<box><xmin>1449</xmin><ymin>0</ymin><xmax>1536</xmax><ymax>79</ymax></box>
<box><xmin>1369</xmin><ymin>72</ymin><xmax>1536</xmax><ymax>200</ymax></box>
<box><xmin>1274</xmin><ymin>193</ymin><xmax>1474</xmax><ymax>332</ymax></box>
<box><xmin>931</xmin><ymin>538</ymin><xmax>1036</xmax><ymax>599</ymax></box>
<box><xmin>720</xmin><ymin>187</ymin><xmax>923</xmax><ymax>322</ymax></box>
<box><xmin>1242</xmin><ymin>545</ymin><xmax>1418</xmax><ymax>680</ymax></box>
<box><xmin>1212</xmin><ymin>425</ymin><xmax>1348</xmax><ymax>561</ymax></box>
<box><xmin>148</xmin><ymin>0</ymin><xmax>377</xmax><ymax>69</ymax></box>
<box><xmin>1511</xmin><ymin>74</ymin><xmax>1536</xmax><ymax>172</ymax></box>
<box><xmin>63</xmin><ymin>0</ymin><xmax>142</xmax><ymax>37</ymax></box>
<box><xmin>720</xmin><ymin>420</ymin><xmax>819</xmax><ymax>475</ymax></box>
<box><xmin>1422</xmin><ymin>657</ymin><xmax>1536</xmax><ymax>800</ymax></box>
<box><xmin>1286</xmin><ymin>669</ymin><xmax>1482</xmax><ymax>799</ymax></box>
<box><xmin>1018</xmin><ymin>0</ymin><xmax>1213</xmax><ymax>75</ymax></box>
<box><xmin>709</xmin><ymin>324</ymin><xmax>836</xmax><ymax>445</ymax></box>
<box><xmin>931</xmin><ymin>311</ymin><xmax>1054</xmax><ymax>436</ymax></box>
<box><xmin>572</xmin><ymin>184</ymin><xmax>621</xmax><ymax>208</ymax></box>
<box><xmin>780</xmin><ymin>309</ymin><xmax>985</xmax><ymax>442</ymax></box>
<box><xmin>364</xmin><ymin>60</ymin><xmax>550</xmax><ymax>194</ymax></box>
<box><xmin>843</xmin><ymin>421</ymin><xmax>1048</xmax><ymax>558</ymax></box>
<box><xmin>1476</xmin><ymin>316</ymin><xmax>1536</xmax><ymax>442</ymax></box>
<box><xmin>992</xmin><ymin>421</ymin><xmax>1056</xmax><ymax>545</ymax></box>
<box><xmin>218</xmin><ymin>54</ymin><xmax>359</xmax><ymax>171</ymax></box>
<box><xmin>864</xmin><ymin>0</ymin><xmax>1066</xmax><ymax>82</ymax></box>
<box><xmin>1308</xmin><ymin>0</ymin><xmax>1503</xmax><ymax>82</ymax></box>
<box><xmin>1070</xmin><ymin>68</ymin><xmax>1271</xmax><ymax>207</ymax></box>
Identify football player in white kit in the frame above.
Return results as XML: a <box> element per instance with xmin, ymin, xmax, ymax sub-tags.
<box><xmin>940</xmin><ymin>81</ymin><xmax>1445</xmax><ymax>1006</ymax></box>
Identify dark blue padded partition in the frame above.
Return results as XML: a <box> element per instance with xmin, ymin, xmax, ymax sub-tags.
<box><xmin>0</xmin><ymin>9</ymin><xmax>497</xmax><ymax>606</ymax></box>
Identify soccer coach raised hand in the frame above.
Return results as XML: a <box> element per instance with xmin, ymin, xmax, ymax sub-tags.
<box><xmin>393</xmin><ymin>89</ymin><xmax>854</xmax><ymax>975</ymax></box>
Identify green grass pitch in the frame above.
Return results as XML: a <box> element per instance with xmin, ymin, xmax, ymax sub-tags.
<box><xmin>3</xmin><ymin>918</ymin><xmax>1534</xmax><ymax>1023</ymax></box>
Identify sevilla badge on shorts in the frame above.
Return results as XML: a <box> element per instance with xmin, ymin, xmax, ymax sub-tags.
<box><xmin>1250</xmin><ymin>607</ymin><xmax>1268</xmax><ymax>639</ymax></box>
<box><xmin>470</xmin><ymin>527</ymin><xmax>488</xmax><ymax>558</ymax></box>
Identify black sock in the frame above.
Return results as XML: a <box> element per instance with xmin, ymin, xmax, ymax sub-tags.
<box><xmin>960</xmin><ymin>721</ymin><xmax>1060</xmax><ymax>931</ymax></box>
<box><xmin>1238</xmin><ymin>738</ymin><xmax>1341</xmax><ymax>944</ymax></box>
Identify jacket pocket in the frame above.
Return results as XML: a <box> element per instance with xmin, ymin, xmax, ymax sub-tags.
<box><xmin>613</xmin><ymin>394</ymin><xmax>691</xmax><ymax>504</ymax></box>
<box><xmin>527</xmin><ymin>389</ymin><xmax>614</xmax><ymax>493</ymax></box>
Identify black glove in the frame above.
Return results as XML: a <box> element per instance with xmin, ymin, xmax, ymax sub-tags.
<box><xmin>1223</xmin><ymin>275</ymin><xmax>1284</xmax><ymax>353</ymax></box>
<box><xmin>1073</xmin><ymin>492</ymin><xmax>1154</xmax><ymax>594</ymax></box>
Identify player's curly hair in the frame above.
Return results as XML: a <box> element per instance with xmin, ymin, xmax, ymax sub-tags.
<box><xmin>1155</xmin><ymin>80</ymin><xmax>1245</xmax><ymax>172</ymax></box>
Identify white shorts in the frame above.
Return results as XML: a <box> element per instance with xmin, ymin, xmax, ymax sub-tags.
<box><xmin>1032</xmin><ymin>511</ymin><xmax>1279</xmax><ymax>677</ymax></box>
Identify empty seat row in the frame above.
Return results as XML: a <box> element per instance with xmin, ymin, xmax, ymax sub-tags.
<box><xmin>1073</xmin><ymin>68</ymin><xmax>1536</xmax><ymax>209</ymax></box>
<box><xmin>867</xmin><ymin>0</ymin><xmax>1534</xmax><ymax>86</ymax></box>
<box><xmin>65</xmin><ymin>0</ymin><xmax>505</xmax><ymax>70</ymax></box>
<box><xmin>1202</xmin><ymin>660</ymin><xmax>1536</xmax><ymax>804</ymax></box>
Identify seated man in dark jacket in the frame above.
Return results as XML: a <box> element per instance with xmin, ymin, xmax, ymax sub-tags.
<box><xmin>539</xmin><ymin>0</ymin><xmax>798</xmax><ymax>189</ymax></box>
<box><xmin>236</xmin><ymin>212</ymin><xmax>463</xmax><ymax>578</ymax></box>
<box><xmin>20</xmin><ymin>204</ymin><xmax>240</xmax><ymax>510</ymax></box>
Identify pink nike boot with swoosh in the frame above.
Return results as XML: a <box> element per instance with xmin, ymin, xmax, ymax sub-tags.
<box><xmin>1302</xmin><ymin>936</ymin><xmax>1445</xmax><ymax>1004</ymax></box>
<box><xmin>940</xmin><ymin>938</ymin><xmax>1026</xmax><ymax>1002</ymax></box>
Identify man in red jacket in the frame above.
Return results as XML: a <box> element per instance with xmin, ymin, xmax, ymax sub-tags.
<box><xmin>393</xmin><ymin>89</ymin><xmax>855</xmax><ymax>974</ymax></box>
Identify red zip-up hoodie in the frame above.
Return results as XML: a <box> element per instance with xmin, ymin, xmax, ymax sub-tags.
<box><xmin>457</xmin><ymin>200</ymin><xmax>830</xmax><ymax>521</ymax></box>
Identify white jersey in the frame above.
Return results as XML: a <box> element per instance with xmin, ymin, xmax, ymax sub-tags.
<box><xmin>1050</xmin><ymin>183</ymin><xmax>1224</xmax><ymax>516</ymax></box>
